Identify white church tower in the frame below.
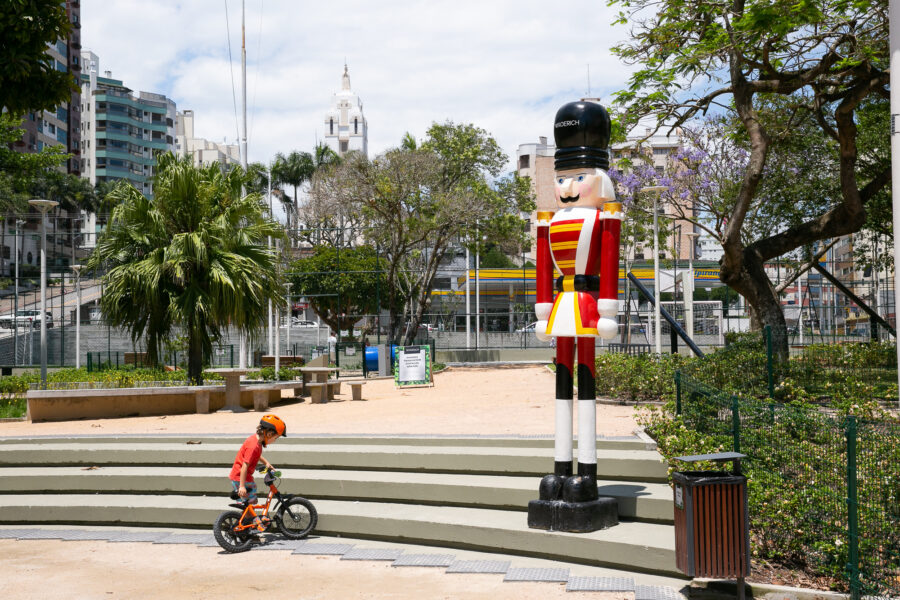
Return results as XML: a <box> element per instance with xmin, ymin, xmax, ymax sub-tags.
<box><xmin>323</xmin><ymin>64</ymin><xmax>368</xmax><ymax>157</ymax></box>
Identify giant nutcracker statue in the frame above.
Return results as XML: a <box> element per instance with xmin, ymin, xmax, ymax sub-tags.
<box><xmin>527</xmin><ymin>100</ymin><xmax>623</xmax><ymax>533</ymax></box>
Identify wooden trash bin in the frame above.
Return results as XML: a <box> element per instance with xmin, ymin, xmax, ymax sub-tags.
<box><xmin>673</xmin><ymin>452</ymin><xmax>750</xmax><ymax>598</ymax></box>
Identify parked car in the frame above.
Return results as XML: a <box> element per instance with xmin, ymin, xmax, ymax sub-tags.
<box><xmin>16</xmin><ymin>309</ymin><xmax>53</xmax><ymax>328</ymax></box>
<box><xmin>291</xmin><ymin>318</ymin><xmax>319</xmax><ymax>328</ymax></box>
<box><xmin>516</xmin><ymin>322</ymin><xmax>537</xmax><ymax>333</ymax></box>
<box><xmin>0</xmin><ymin>310</ymin><xmax>52</xmax><ymax>329</ymax></box>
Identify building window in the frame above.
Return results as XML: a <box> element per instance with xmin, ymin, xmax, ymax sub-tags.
<box><xmin>653</xmin><ymin>147</ymin><xmax>672</xmax><ymax>155</ymax></box>
<box><xmin>329</xmin><ymin>118</ymin><xmax>334</xmax><ymax>135</ymax></box>
<box><xmin>354</xmin><ymin>118</ymin><xmax>358</xmax><ymax>134</ymax></box>
<box><xmin>518</xmin><ymin>155</ymin><xmax>530</xmax><ymax>169</ymax></box>
<box><xmin>340</xmin><ymin>140</ymin><xmax>348</xmax><ymax>153</ymax></box>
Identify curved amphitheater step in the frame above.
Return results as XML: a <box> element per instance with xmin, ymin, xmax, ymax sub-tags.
<box><xmin>0</xmin><ymin>435</ymin><xmax>680</xmax><ymax>578</ymax></box>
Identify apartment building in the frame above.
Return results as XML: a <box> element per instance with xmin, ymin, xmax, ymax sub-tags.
<box><xmin>79</xmin><ymin>51</ymin><xmax>176</xmax><ymax>241</ymax></box>
<box><xmin>175</xmin><ymin>109</ymin><xmax>240</xmax><ymax>168</ymax></box>
<box><xmin>14</xmin><ymin>0</ymin><xmax>83</xmax><ymax>176</ymax></box>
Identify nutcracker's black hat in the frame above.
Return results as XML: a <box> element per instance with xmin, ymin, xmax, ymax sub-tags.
<box><xmin>553</xmin><ymin>101</ymin><xmax>611</xmax><ymax>171</ymax></box>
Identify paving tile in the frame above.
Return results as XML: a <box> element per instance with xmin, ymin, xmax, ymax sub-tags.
<box><xmin>105</xmin><ymin>531</ymin><xmax>170</xmax><ymax>543</ymax></box>
<box><xmin>15</xmin><ymin>529</ymin><xmax>70</xmax><ymax>540</ymax></box>
<box><xmin>391</xmin><ymin>554</ymin><xmax>456</xmax><ymax>568</ymax></box>
<box><xmin>252</xmin><ymin>538</ymin><xmax>308</xmax><ymax>551</ymax></box>
<box><xmin>340</xmin><ymin>548</ymin><xmax>404</xmax><ymax>561</ymax></box>
<box><xmin>446</xmin><ymin>560</ymin><xmax>510</xmax><ymax>574</ymax></box>
<box><xmin>635</xmin><ymin>585</ymin><xmax>686</xmax><ymax>600</ymax></box>
<box><xmin>291</xmin><ymin>543</ymin><xmax>354</xmax><ymax>555</ymax></box>
<box><xmin>503</xmin><ymin>567</ymin><xmax>569</xmax><ymax>582</ymax></box>
<box><xmin>56</xmin><ymin>530</ymin><xmax>120</xmax><ymax>541</ymax></box>
<box><xmin>567</xmin><ymin>576</ymin><xmax>636</xmax><ymax>592</ymax></box>
<box><xmin>152</xmin><ymin>532</ymin><xmax>216</xmax><ymax>545</ymax></box>
<box><xmin>0</xmin><ymin>529</ymin><xmax>34</xmax><ymax>539</ymax></box>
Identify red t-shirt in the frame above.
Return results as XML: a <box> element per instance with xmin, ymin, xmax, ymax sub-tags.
<box><xmin>229</xmin><ymin>435</ymin><xmax>263</xmax><ymax>482</ymax></box>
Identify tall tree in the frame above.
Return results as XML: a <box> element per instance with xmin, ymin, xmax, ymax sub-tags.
<box><xmin>87</xmin><ymin>153</ymin><xmax>284</xmax><ymax>383</ymax></box>
<box><xmin>272</xmin><ymin>150</ymin><xmax>314</xmax><ymax>233</ymax></box>
<box><xmin>609</xmin><ymin>0</ymin><xmax>890</xmax><ymax>359</ymax></box>
<box><xmin>290</xmin><ymin>245</ymin><xmax>387</xmax><ymax>337</ymax></box>
<box><xmin>0</xmin><ymin>0</ymin><xmax>77</xmax><ymax>115</ymax></box>
<box><xmin>310</xmin><ymin>123</ymin><xmax>534</xmax><ymax>343</ymax></box>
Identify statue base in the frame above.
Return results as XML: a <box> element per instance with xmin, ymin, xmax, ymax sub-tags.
<box><xmin>527</xmin><ymin>497</ymin><xmax>618</xmax><ymax>533</ymax></box>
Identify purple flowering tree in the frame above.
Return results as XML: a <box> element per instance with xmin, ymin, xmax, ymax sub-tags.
<box><xmin>608</xmin><ymin>0</ymin><xmax>890</xmax><ymax>360</ymax></box>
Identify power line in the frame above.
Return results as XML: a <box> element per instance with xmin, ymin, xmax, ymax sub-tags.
<box><xmin>223</xmin><ymin>0</ymin><xmax>241</xmax><ymax>157</ymax></box>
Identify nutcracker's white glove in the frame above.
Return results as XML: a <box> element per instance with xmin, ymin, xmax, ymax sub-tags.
<box><xmin>596</xmin><ymin>298</ymin><xmax>618</xmax><ymax>340</ymax></box>
<box><xmin>534</xmin><ymin>320</ymin><xmax>551</xmax><ymax>342</ymax></box>
<box><xmin>597</xmin><ymin>317</ymin><xmax>618</xmax><ymax>339</ymax></box>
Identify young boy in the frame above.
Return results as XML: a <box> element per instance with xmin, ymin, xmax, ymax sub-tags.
<box><xmin>229</xmin><ymin>414</ymin><xmax>287</xmax><ymax>531</ymax></box>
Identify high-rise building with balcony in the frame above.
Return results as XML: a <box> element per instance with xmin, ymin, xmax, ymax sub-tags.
<box><xmin>79</xmin><ymin>51</ymin><xmax>176</xmax><ymax>241</ymax></box>
<box><xmin>14</xmin><ymin>0</ymin><xmax>82</xmax><ymax>176</ymax></box>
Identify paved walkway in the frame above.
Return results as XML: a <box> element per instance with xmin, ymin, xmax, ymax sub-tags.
<box><xmin>2</xmin><ymin>525</ymin><xmax>686</xmax><ymax>600</ymax></box>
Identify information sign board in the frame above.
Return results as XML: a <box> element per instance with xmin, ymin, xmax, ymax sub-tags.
<box><xmin>394</xmin><ymin>345</ymin><xmax>433</xmax><ymax>387</ymax></box>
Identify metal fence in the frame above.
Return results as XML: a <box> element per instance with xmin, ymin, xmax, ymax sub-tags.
<box><xmin>675</xmin><ymin>371</ymin><xmax>899</xmax><ymax>598</ymax></box>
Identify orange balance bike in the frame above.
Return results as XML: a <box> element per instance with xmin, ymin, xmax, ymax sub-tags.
<box><xmin>214</xmin><ymin>465</ymin><xmax>317</xmax><ymax>553</ymax></box>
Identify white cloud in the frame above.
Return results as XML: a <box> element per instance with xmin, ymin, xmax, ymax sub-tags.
<box><xmin>81</xmin><ymin>0</ymin><xmax>636</xmax><ymax>169</ymax></box>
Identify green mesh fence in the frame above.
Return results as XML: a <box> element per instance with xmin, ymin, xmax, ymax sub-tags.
<box><xmin>855</xmin><ymin>419</ymin><xmax>900</xmax><ymax>596</ymax></box>
<box><xmin>676</xmin><ymin>372</ymin><xmax>899</xmax><ymax>597</ymax></box>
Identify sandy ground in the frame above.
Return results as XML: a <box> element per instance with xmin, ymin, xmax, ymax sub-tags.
<box><xmin>0</xmin><ymin>365</ymin><xmax>640</xmax><ymax>438</ymax></box>
<box><xmin>1</xmin><ymin>365</ymin><xmax>647</xmax><ymax>599</ymax></box>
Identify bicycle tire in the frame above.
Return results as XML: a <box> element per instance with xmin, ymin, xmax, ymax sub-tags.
<box><xmin>213</xmin><ymin>510</ymin><xmax>254</xmax><ymax>553</ymax></box>
<box><xmin>277</xmin><ymin>497</ymin><xmax>317</xmax><ymax>539</ymax></box>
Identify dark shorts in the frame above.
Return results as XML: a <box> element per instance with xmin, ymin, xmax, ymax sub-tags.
<box><xmin>231</xmin><ymin>480</ymin><xmax>258</xmax><ymax>502</ymax></box>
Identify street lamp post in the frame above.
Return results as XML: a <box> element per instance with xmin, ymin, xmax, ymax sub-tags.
<box><xmin>285</xmin><ymin>282</ymin><xmax>292</xmax><ymax>360</ymax></box>
<box><xmin>642</xmin><ymin>187</ymin><xmax>667</xmax><ymax>356</ymax></box>
<box><xmin>685</xmin><ymin>232</ymin><xmax>701</xmax><ymax>341</ymax></box>
<box><xmin>13</xmin><ymin>218</ymin><xmax>24</xmax><ymax>365</ymax></box>
<box><xmin>29</xmin><ymin>198</ymin><xmax>59</xmax><ymax>388</ymax></box>
<box><xmin>71</xmin><ymin>264</ymin><xmax>83</xmax><ymax>369</ymax></box>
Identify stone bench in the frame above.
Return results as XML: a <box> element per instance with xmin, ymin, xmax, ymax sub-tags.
<box><xmin>344</xmin><ymin>380</ymin><xmax>367</xmax><ymax>401</ymax></box>
<box><xmin>26</xmin><ymin>380</ymin><xmax>305</xmax><ymax>422</ymax></box>
<box><xmin>304</xmin><ymin>381</ymin><xmax>342</xmax><ymax>404</ymax></box>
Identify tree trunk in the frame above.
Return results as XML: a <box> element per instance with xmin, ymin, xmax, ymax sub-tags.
<box><xmin>187</xmin><ymin>318</ymin><xmax>203</xmax><ymax>384</ymax></box>
<box><xmin>721</xmin><ymin>247</ymin><xmax>789</xmax><ymax>361</ymax></box>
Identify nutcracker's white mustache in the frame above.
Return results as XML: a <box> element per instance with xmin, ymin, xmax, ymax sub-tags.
<box><xmin>560</xmin><ymin>195</ymin><xmax>580</xmax><ymax>203</ymax></box>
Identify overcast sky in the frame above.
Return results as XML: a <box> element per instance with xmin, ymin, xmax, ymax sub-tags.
<box><xmin>81</xmin><ymin>0</ymin><xmax>634</xmax><ymax>170</ymax></box>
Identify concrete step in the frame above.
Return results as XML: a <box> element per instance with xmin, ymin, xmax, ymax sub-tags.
<box><xmin>0</xmin><ymin>493</ymin><xmax>680</xmax><ymax>577</ymax></box>
<box><xmin>0</xmin><ymin>441</ymin><xmax>669</xmax><ymax>481</ymax></box>
<box><xmin>0</xmin><ymin>433</ymin><xmax>657</xmax><ymax>450</ymax></box>
<box><xmin>0</xmin><ymin>466</ymin><xmax>674</xmax><ymax>522</ymax></box>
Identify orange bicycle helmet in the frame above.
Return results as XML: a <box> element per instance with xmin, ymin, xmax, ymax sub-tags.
<box><xmin>259</xmin><ymin>414</ymin><xmax>287</xmax><ymax>437</ymax></box>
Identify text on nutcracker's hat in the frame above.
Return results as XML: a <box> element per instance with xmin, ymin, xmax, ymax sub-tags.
<box><xmin>553</xmin><ymin>101</ymin><xmax>611</xmax><ymax>171</ymax></box>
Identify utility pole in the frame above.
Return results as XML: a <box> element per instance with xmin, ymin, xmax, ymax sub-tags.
<box><xmin>238</xmin><ymin>0</ymin><xmax>249</xmax><ymax>369</ymax></box>
<box><xmin>267</xmin><ymin>161</ymin><xmax>273</xmax><ymax>356</ymax></box>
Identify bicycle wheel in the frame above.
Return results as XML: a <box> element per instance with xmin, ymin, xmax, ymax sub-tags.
<box><xmin>277</xmin><ymin>497</ymin><xmax>317</xmax><ymax>539</ymax></box>
<box><xmin>213</xmin><ymin>510</ymin><xmax>254</xmax><ymax>553</ymax></box>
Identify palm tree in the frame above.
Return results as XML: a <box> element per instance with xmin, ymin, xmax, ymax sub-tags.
<box><xmin>87</xmin><ymin>153</ymin><xmax>285</xmax><ymax>383</ymax></box>
<box><xmin>271</xmin><ymin>150</ymin><xmax>314</xmax><ymax>232</ymax></box>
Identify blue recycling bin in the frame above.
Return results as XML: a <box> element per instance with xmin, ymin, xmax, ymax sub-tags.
<box><xmin>364</xmin><ymin>346</ymin><xmax>379</xmax><ymax>373</ymax></box>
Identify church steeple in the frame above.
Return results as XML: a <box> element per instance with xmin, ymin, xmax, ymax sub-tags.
<box><xmin>324</xmin><ymin>63</ymin><xmax>367</xmax><ymax>157</ymax></box>
<box><xmin>342</xmin><ymin>63</ymin><xmax>351</xmax><ymax>91</ymax></box>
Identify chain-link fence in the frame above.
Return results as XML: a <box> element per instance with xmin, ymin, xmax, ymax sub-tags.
<box><xmin>675</xmin><ymin>371</ymin><xmax>899</xmax><ymax>597</ymax></box>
